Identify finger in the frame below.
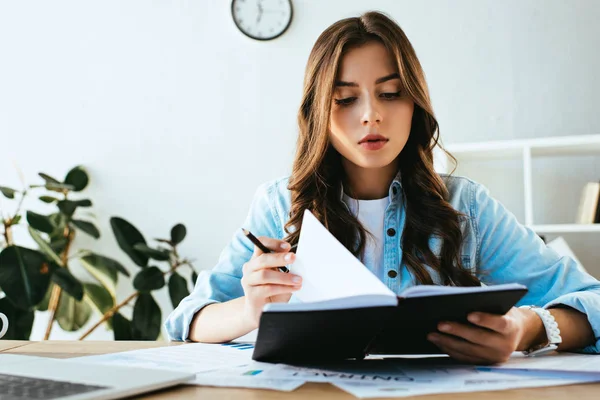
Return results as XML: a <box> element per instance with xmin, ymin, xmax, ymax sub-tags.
<box><xmin>249</xmin><ymin>252</ymin><xmax>295</xmax><ymax>272</ymax></box>
<box><xmin>467</xmin><ymin>312</ymin><xmax>512</xmax><ymax>334</ymax></box>
<box><xmin>430</xmin><ymin>340</ymin><xmax>491</xmax><ymax>365</ymax></box>
<box><xmin>244</xmin><ymin>268</ymin><xmax>302</xmax><ymax>287</ymax></box>
<box><xmin>251</xmin><ymin>236</ymin><xmax>291</xmax><ymax>256</ymax></box>
<box><xmin>437</xmin><ymin>321</ymin><xmax>504</xmax><ymax>348</ymax></box>
<box><xmin>428</xmin><ymin>332</ymin><xmax>504</xmax><ymax>363</ymax></box>
<box><xmin>253</xmin><ymin>284</ymin><xmax>301</xmax><ymax>299</ymax></box>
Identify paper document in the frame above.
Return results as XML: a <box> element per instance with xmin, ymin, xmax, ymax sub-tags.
<box><xmin>73</xmin><ymin>342</ymin><xmax>306</xmax><ymax>391</ymax></box>
<box><xmin>194</xmin><ymin>362</ymin><xmax>305</xmax><ymax>391</ymax></box>
<box><xmin>213</xmin><ymin>358</ymin><xmax>600</xmax><ymax>398</ymax></box>
<box><xmin>485</xmin><ymin>352</ymin><xmax>600</xmax><ymax>376</ymax></box>
<box><xmin>73</xmin><ymin>342</ymin><xmax>254</xmax><ymax>373</ymax></box>
<box><xmin>289</xmin><ymin>209</ymin><xmax>396</xmax><ymax>303</ymax></box>
<box><xmin>333</xmin><ymin>376</ymin><xmax>599</xmax><ymax>399</ymax></box>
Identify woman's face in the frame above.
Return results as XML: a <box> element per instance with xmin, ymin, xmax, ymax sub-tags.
<box><xmin>329</xmin><ymin>41</ymin><xmax>414</xmax><ymax>171</ymax></box>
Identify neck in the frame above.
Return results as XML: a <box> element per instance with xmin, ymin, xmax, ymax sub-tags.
<box><xmin>342</xmin><ymin>158</ymin><xmax>398</xmax><ymax>200</ymax></box>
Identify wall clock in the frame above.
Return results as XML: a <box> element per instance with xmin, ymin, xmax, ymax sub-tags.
<box><xmin>231</xmin><ymin>0</ymin><xmax>293</xmax><ymax>41</ymax></box>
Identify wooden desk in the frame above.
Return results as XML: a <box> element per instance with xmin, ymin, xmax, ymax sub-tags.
<box><xmin>3</xmin><ymin>341</ymin><xmax>600</xmax><ymax>399</ymax></box>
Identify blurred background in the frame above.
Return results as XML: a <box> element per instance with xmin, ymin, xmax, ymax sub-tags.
<box><xmin>0</xmin><ymin>0</ymin><xmax>598</xmax><ymax>341</ymax></box>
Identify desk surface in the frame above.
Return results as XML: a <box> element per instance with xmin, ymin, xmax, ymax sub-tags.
<box><xmin>2</xmin><ymin>341</ymin><xmax>600</xmax><ymax>400</ymax></box>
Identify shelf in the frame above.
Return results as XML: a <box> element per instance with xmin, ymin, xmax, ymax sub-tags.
<box><xmin>444</xmin><ymin>134</ymin><xmax>600</xmax><ymax>160</ymax></box>
<box><xmin>530</xmin><ymin>224</ymin><xmax>600</xmax><ymax>234</ymax></box>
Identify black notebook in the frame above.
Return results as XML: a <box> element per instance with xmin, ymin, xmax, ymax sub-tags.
<box><xmin>251</xmin><ymin>210</ymin><xmax>528</xmax><ymax>363</ymax></box>
<box><xmin>252</xmin><ymin>283</ymin><xmax>527</xmax><ymax>363</ymax></box>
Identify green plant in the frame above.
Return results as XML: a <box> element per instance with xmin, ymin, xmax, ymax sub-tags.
<box><xmin>78</xmin><ymin>217</ymin><xmax>197</xmax><ymax>340</ymax></box>
<box><xmin>0</xmin><ymin>166</ymin><xmax>197</xmax><ymax>340</ymax></box>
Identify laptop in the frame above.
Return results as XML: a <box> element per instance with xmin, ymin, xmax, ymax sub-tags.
<box><xmin>0</xmin><ymin>354</ymin><xmax>194</xmax><ymax>400</ymax></box>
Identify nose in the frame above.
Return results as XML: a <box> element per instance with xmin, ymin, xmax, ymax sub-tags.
<box><xmin>361</xmin><ymin>98</ymin><xmax>382</xmax><ymax>126</ymax></box>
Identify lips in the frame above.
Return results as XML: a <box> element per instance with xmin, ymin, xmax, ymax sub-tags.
<box><xmin>358</xmin><ymin>133</ymin><xmax>388</xmax><ymax>144</ymax></box>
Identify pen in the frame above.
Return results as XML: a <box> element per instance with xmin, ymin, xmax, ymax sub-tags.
<box><xmin>241</xmin><ymin>228</ymin><xmax>290</xmax><ymax>273</ymax></box>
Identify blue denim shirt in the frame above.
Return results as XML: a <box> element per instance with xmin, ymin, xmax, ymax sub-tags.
<box><xmin>165</xmin><ymin>174</ymin><xmax>600</xmax><ymax>353</ymax></box>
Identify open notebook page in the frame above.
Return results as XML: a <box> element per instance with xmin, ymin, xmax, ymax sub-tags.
<box><xmin>287</xmin><ymin>209</ymin><xmax>396</xmax><ymax>304</ymax></box>
<box><xmin>400</xmin><ymin>283</ymin><xmax>527</xmax><ymax>298</ymax></box>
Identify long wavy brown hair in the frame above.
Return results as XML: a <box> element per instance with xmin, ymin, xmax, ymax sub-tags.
<box><xmin>284</xmin><ymin>11</ymin><xmax>480</xmax><ymax>286</ymax></box>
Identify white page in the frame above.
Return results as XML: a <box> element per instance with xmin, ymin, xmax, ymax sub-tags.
<box><xmin>288</xmin><ymin>209</ymin><xmax>396</xmax><ymax>304</ymax></box>
<box><xmin>486</xmin><ymin>352</ymin><xmax>600</xmax><ymax>375</ymax></box>
<box><xmin>333</xmin><ymin>376</ymin><xmax>600</xmax><ymax>399</ymax></box>
<box><xmin>72</xmin><ymin>343</ymin><xmax>254</xmax><ymax>374</ymax></box>
<box><xmin>193</xmin><ymin>363</ymin><xmax>305</xmax><ymax>391</ymax></box>
<box><xmin>400</xmin><ymin>283</ymin><xmax>527</xmax><ymax>298</ymax></box>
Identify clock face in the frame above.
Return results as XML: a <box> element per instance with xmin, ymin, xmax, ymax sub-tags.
<box><xmin>231</xmin><ymin>0</ymin><xmax>293</xmax><ymax>41</ymax></box>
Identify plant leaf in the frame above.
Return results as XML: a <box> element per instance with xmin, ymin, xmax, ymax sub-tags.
<box><xmin>51</xmin><ymin>268</ymin><xmax>84</xmax><ymax>301</ymax></box>
<box><xmin>26</xmin><ymin>211</ymin><xmax>55</xmax><ymax>234</ymax></box>
<box><xmin>110</xmin><ymin>217</ymin><xmax>148</xmax><ymax>267</ymax></box>
<box><xmin>0</xmin><ymin>186</ymin><xmax>17</xmax><ymax>199</ymax></box>
<box><xmin>168</xmin><ymin>273</ymin><xmax>189</xmax><ymax>308</ymax></box>
<box><xmin>83</xmin><ymin>283</ymin><xmax>114</xmax><ymax>330</ymax></box>
<box><xmin>36</xmin><ymin>282</ymin><xmax>54</xmax><ymax>311</ymax></box>
<box><xmin>56</xmin><ymin>292</ymin><xmax>92</xmax><ymax>331</ymax></box>
<box><xmin>38</xmin><ymin>172</ymin><xmax>61</xmax><ymax>184</ymax></box>
<box><xmin>132</xmin><ymin>293</ymin><xmax>161</xmax><ymax>340</ymax></box>
<box><xmin>45</xmin><ymin>182</ymin><xmax>76</xmax><ymax>192</ymax></box>
<box><xmin>64</xmin><ymin>166</ymin><xmax>89</xmax><ymax>192</ymax></box>
<box><xmin>112</xmin><ymin>313</ymin><xmax>133</xmax><ymax>340</ymax></box>
<box><xmin>80</xmin><ymin>255</ymin><xmax>118</xmax><ymax>298</ymax></box>
<box><xmin>132</xmin><ymin>243</ymin><xmax>170</xmax><ymax>261</ymax></box>
<box><xmin>0</xmin><ymin>246</ymin><xmax>53</xmax><ymax>310</ymax></box>
<box><xmin>170</xmin><ymin>224</ymin><xmax>186</xmax><ymax>245</ymax></box>
<box><xmin>39</xmin><ymin>195</ymin><xmax>59</xmax><ymax>203</ymax></box>
<box><xmin>0</xmin><ymin>297</ymin><xmax>34</xmax><ymax>339</ymax></box>
<box><xmin>71</xmin><ymin>220</ymin><xmax>100</xmax><ymax>239</ymax></box>
<box><xmin>57</xmin><ymin>200</ymin><xmax>78</xmax><ymax>218</ymax></box>
<box><xmin>49</xmin><ymin>237</ymin><xmax>68</xmax><ymax>254</ymax></box>
<box><xmin>11</xmin><ymin>215</ymin><xmax>22</xmax><ymax>225</ymax></box>
<box><xmin>192</xmin><ymin>271</ymin><xmax>198</xmax><ymax>286</ymax></box>
<box><xmin>133</xmin><ymin>266</ymin><xmax>165</xmax><ymax>292</ymax></box>
<box><xmin>81</xmin><ymin>253</ymin><xmax>130</xmax><ymax>277</ymax></box>
<box><xmin>28</xmin><ymin>226</ymin><xmax>63</xmax><ymax>266</ymax></box>
<box><xmin>74</xmin><ymin>199</ymin><xmax>92</xmax><ymax>207</ymax></box>
<box><xmin>83</xmin><ymin>283</ymin><xmax>114</xmax><ymax>314</ymax></box>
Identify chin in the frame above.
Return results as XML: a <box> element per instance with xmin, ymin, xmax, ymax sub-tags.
<box><xmin>352</xmin><ymin>154</ymin><xmax>398</xmax><ymax>170</ymax></box>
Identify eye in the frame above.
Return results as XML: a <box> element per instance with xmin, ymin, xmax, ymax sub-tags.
<box><xmin>334</xmin><ymin>97</ymin><xmax>357</xmax><ymax>106</ymax></box>
<box><xmin>380</xmin><ymin>91</ymin><xmax>401</xmax><ymax>100</ymax></box>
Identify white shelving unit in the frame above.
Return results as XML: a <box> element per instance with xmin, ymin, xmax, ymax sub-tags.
<box><xmin>434</xmin><ymin>134</ymin><xmax>600</xmax><ymax>234</ymax></box>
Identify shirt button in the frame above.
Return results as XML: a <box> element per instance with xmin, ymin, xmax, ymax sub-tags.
<box><xmin>387</xmin><ymin>228</ymin><xmax>396</xmax><ymax>237</ymax></box>
<box><xmin>388</xmin><ymin>270</ymin><xmax>398</xmax><ymax>278</ymax></box>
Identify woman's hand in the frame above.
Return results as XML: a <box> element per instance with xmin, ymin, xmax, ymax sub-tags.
<box><xmin>427</xmin><ymin>307</ymin><xmax>545</xmax><ymax>365</ymax></box>
<box><xmin>241</xmin><ymin>236</ymin><xmax>302</xmax><ymax>328</ymax></box>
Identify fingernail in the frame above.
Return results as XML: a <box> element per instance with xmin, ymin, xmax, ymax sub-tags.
<box><xmin>280</xmin><ymin>242</ymin><xmax>290</xmax><ymax>249</ymax></box>
<box><xmin>428</xmin><ymin>333</ymin><xmax>439</xmax><ymax>341</ymax></box>
<box><xmin>284</xmin><ymin>253</ymin><xmax>293</xmax><ymax>262</ymax></box>
<box><xmin>292</xmin><ymin>276</ymin><xmax>301</xmax><ymax>283</ymax></box>
<box><xmin>438</xmin><ymin>323</ymin><xmax>451</xmax><ymax>332</ymax></box>
<box><xmin>468</xmin><ymin>314</ymin><xmax>480</xmax><ymax>323</ymax></box>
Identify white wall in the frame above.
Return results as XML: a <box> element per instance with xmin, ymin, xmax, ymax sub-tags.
<box><xmin>1</xmin><ymin>0</ymin><xmax>598</xmax><ymax>340</ymax></box>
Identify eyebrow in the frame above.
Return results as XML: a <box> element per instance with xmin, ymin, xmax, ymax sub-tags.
<box><xmin>334</xmin><ymin>73</ymin><xmax>400</xmax><ymax>87</ymax></box>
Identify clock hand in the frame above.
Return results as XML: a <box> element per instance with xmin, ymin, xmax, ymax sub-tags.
<box><xmin>256</xmin><ymin>0</ymin><xmax>263</xmax><ymax>24</ymax></box>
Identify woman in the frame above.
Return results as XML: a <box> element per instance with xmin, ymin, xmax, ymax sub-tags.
<box><xmin>166</xmin><ymin>11</ymin><xmax>599</xmax><ymax>364</ymax></box>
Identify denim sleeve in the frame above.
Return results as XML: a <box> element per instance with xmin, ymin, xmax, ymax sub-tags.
<box><xmin>472</xmin><ymin>182</ymin><xmax>600</xmax><ymax>353</ymax></box>
<box><xmin>164</xmin><ymin>181</ymin><xmax>282</xmax><ymax>341</ymax></box>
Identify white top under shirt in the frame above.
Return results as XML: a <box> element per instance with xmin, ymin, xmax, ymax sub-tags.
<box><xmin>342</xmin><ymin>193</ymin><xmax>390</xmax><ymax>280</ymax></box>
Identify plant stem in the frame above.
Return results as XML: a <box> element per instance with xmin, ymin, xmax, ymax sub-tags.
<box><xmin>43</xmin><ymin>227</ymin><xmax>75</xmax><ymax>340</ymax></box>
<box><xmin>2</xmin><ymin>223</ymin><xmax>13</xmax><ymax>246</ymax></box>
<box><xmin>43</xmin><ymin>284</ymin><xmax>62</xmax><ymax>340</ymax></box>
<box><xmin>78</xmin><ymin>291</ymin><xmax>140</xmax><ymax>340</ymax></box>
